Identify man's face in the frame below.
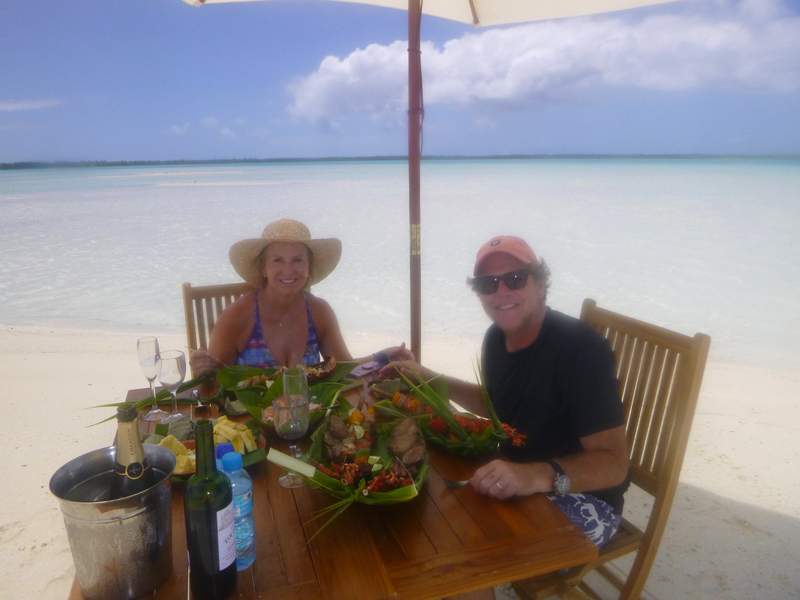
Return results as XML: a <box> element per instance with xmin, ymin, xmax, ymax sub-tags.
<box><xmin>475</xmin><ymin>252</ymin><xmax>545</xmax><ymax>334</ymax></box>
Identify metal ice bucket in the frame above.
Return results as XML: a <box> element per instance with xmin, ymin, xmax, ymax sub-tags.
<box><xmin>50</xmin><ymin>444</ymin><xmax>176</xmax><ymax>600</ymax></box>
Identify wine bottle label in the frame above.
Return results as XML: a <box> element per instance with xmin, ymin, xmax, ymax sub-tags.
<box><xmin>216</xmin><ymin>502</ymin><xmax>236</xmax><ymax>570</ymax></box>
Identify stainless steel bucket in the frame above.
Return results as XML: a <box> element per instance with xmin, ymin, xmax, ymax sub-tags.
<box><xmin>50</xmin><ymin>444</ymin><xmax>176</xmax><ymax>600</ymax></box>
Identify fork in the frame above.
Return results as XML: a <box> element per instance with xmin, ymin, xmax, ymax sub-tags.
<box><xmin>442</xmin><ymin>477</ymin><xmax>470</xmax><ymax>489</ymax></box>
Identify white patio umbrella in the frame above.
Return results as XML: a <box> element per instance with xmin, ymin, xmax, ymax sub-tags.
<box><xmin>184</xmin><ymin>0</ymin><xmax>673</xmax><ymax>360</ymax></box>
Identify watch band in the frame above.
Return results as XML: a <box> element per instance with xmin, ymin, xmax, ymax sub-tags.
<box><xmin>546</xmin><ymin>459</ymin><xmax>570</xmax><ymax>496</ymax></box>
<box><xmin>546</xmin><ymin>459</ymin><xmax>565</xmax><ymax>477</ymax></box>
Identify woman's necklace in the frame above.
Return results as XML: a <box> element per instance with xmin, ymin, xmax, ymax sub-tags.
<box><xmin>262</xmin><ymin>295</ymin><xmax>299</xmax><ymax>329</ymax></box>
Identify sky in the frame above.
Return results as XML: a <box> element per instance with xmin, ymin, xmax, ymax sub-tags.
<box><xmin>1</xmin><ymin>0</ymin><xmax>799</xmax><ymax>162</ymax></box>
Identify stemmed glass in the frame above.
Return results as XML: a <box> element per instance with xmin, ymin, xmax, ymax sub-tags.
<box><xmin>138</xmin><ymin>337</ymin><xmax>168</xmax><ymax>422</ymax></box>
<box><xmin>157</xmin><ymin>350</ymin><xmax>187</xmax><ymax>424</ymax></box>
<box><xmin>274</xmin><ymin>367</ymin><xmax>310</xmax><ymax>488</ymax></box>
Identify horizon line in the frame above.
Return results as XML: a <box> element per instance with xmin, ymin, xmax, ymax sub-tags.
<box><xmin>2</xmin><ymin>153</ymin><xmax>799</xmax><ymax>169</ymax></box>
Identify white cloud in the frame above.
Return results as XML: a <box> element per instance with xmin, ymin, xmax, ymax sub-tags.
<box><xmin>288</xmin><ymin>0</ymin><xmax>800</xmax><ymax>122</ymax></box>
<box><xmin>199</xmin><ymin>116</ymin><xmax>239</xmax><ymax>138</ymax></box>
<box><xmin>0</xmin><ymin>99</ymin><xmax>62</xmax><ymax>112</ymax></box>
<box><xmin>168</xmin><ymin>123</ymin><xmax>190</xmax><ymax>135</ymax></box>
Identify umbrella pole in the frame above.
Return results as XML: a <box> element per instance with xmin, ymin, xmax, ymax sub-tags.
<box><xmin>408</xmin><ymin>0</ymin><xmax>422</xmax><ymax>361</ymax></box>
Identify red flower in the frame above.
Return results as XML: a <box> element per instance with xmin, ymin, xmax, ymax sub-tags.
<box><xmin>429</xmin><ymin>416</ymin><xmax>448</xmax><ymax>434</ymax></box>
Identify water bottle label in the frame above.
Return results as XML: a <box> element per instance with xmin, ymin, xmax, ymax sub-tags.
<box><xmin>216</xmin><ymin>502</ymin><xmax>236</xmax><ymax>570</ymax></box>
<box><xmin>233</xmin><ymin>489</ymin><xmax>253</xmax><ymax>517</ymax></box>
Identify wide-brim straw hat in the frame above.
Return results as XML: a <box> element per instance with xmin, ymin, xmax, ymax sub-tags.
<box><xmin>229</xmin><ymin>219</ymin><xmax>342</xmax><ymax>288</ymax></box>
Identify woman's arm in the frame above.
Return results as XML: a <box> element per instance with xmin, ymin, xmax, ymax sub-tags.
<box><xmin>310</xmin><ymin>296</ymin><xmax>413</xmax><ymax>364</ymax></box>
<box><xmin>190</xmin><ymin>295</ymin><xmax>252</xmax><ymax>376</ymax></box>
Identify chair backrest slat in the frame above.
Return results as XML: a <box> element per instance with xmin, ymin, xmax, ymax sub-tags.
<box><xmin>194</xmin><ymin>297</ymin><xmax>208</xmax><ymax>352</ymax></box>
<box><xmin>643</xmin><ymin>350</ymin><xmax>679</xmax><ymax>474</ymax></box>
<box><xmin>181</xmin><ymin>283</ymin><xmax>251</xmax><ymax>372</ymax></box>
<box><xmin>580</xmin><ymin>299</ymin><xmax>710</xmax><ymax>499</ymax></box>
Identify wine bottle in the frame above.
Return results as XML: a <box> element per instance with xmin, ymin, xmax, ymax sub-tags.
<box><xmin>112</xmin><ymin>403</ymin><xmax>155</xmax><ymax>497</ymax></box>
<box><xmin>184</xmin><ymin>405</ymin><xmax>237</xmax><ymax>599</ymax></box>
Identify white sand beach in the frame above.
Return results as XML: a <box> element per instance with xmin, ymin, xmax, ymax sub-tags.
<box><xmin>2</xmin><ymin>324</ymin><xmax>798</xmax><ymax>599</ymax></box>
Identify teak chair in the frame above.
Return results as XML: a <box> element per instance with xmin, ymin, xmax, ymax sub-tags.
<box><xmin>181</xmin><ymin>282</ymin><xmax>251</xmax><ymax>372</ymax></box>
<box><xmin>514</xmin><ymin>299</ymin><xmax>710</xmax><ymax>600</ymax></box>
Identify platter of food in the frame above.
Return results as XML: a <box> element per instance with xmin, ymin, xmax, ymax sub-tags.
<box><xmin>372</xmin><ymin>374</ymin><xmax>526</xmax><ymax>457</ymax></box>
<box><xmin>147</xmin><ymin>415</ymin><xmax>266</xmax><ymax>479</ymax></box>
<box><xmin>266</xmin><ymin>378</ymin><xmax>428</xmax><ymax>539</ymax></box>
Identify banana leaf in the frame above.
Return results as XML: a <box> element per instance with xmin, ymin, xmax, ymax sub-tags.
<box><xmin>223</xmin><ymin>362</ymin><xmax>359</xmax><ymax>431</ymax></box>
<box><xmin>267</xmin><ymin>399</ymin><xmax>427</xmax><ymax>542</ymax></box>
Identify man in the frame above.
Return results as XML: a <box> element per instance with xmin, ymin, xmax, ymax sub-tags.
<box><xmin>391</xmin><ymin>235</ymin><xmax>629</xmax><ymax>546</ymax></box>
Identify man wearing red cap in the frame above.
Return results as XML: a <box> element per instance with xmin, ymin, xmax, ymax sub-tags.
<box><xmin>390</xmin><ymin>235</ymin><xmax>629</xmax><ymax>547</ymax></box>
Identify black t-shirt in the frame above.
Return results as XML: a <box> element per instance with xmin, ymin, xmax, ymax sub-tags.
<box><xmin>482</xmin><ymin>308</ymin><xmax>629</xmax><ymax>513</ymax></box>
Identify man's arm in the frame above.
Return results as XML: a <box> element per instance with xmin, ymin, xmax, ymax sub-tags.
<box><xmin>470</xmin><ymin>425</ymin><xmax>628</xmax><ymax>499</ymax></box>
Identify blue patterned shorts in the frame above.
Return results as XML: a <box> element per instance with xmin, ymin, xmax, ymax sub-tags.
<box><xmin>547</xmin><ymin>493</ymin><xmax>621</xmax><ymax>548</ymax></box>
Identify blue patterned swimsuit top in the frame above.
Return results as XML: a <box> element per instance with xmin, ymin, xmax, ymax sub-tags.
<box><xmin>235</xmin><ymin>292</ymin><xmax>322</xmax><ymax>368</ymax></box>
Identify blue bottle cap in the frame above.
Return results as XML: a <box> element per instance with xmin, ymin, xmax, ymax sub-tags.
<box><xmin>222</xmin><ymin>451</ymin><xmax>243</xmax><ymax>472</ymax></box>
<box><xmin>215</xmin><ymin>442</ymin><xmax>234</xmax><ymax>459</ymax></box>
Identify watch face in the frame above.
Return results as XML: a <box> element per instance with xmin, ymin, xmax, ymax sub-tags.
<box><xmin>555</xmin><ymin>474</ymin><xmax>571</xmax><ymax>496</ymax></box>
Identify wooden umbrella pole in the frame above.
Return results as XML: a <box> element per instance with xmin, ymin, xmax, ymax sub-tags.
<box><xmin>407</xmin><ymin>0</ymin><xmax>422</xmax><ymax>361</ymax></box>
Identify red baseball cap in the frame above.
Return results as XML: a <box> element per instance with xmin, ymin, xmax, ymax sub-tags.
<box><xmin>473</xmin><ymin>235</ymin><xmax>539</xmax><ymax>275</ymax></box>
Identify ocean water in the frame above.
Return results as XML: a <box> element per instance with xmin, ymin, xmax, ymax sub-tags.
<box><xmin>1</xmin><ymin>158</ymin><xmax>798</xmax><ymax>368</ymax></box>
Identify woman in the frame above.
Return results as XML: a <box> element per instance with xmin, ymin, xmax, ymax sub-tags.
<box><xmin>191</xmin><ymin>218</ymin><xmax>409</xmax><ymax>376</ymax></box>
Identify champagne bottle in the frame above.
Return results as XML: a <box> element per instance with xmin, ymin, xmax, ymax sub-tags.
<box><xmin>184</xmin><ymin>405</ymin><xmax>237</xmax><ymax>599</ymax></box>
<box><xmin>112</xmin><ymin>403</ymin><xmax>155</xmax><ymax>497</ymax></box>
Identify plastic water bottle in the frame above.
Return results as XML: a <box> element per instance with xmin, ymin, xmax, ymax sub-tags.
<box><xmin>221</xmin><ymin>452</ymin><xmax>256</xmax><ymax>571</ymax></box>
<box><xmin>215</xmin><ymin>442</ymin><xmax>234</xmax><ymax>472</ymax></box>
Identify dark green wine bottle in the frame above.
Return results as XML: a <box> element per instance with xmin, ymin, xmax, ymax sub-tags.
<box><xmin>184</xmin><ymin>406</ymin><xmax>237</xmax><ymax>599</ymax></box>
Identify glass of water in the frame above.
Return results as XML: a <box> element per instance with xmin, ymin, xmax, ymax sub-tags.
<box><xmin>274</xmin><ymin>367</ymin><xmax>310</xmax><ymax>488</ymax></box>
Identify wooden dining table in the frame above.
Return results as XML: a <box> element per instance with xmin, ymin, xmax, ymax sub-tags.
<box><xmin>69</xmin><ymin>388</ymin><xmax>597</xmax><ymax>599</ymax></box>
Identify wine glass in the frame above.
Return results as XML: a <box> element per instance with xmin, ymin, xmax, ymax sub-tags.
<box><xmin>274</xmin><ymin>367</ymin><xmax>310</xmax><ymax>488</ymax></box>
<box><xmin>157</xmin><ymin>350</ymin><xmax>187</xmax><ymax>424</ymax></box>
<box><xmin>138</xmin><ymin>337</ymin><xmax>168</xmax><ymax>422</ymax></box>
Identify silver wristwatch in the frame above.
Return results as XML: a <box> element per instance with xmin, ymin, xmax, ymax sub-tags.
<box><xmin>546</xmin><ymin>459</ymin><xmax>570</xmax><ymax>496</ymax></box>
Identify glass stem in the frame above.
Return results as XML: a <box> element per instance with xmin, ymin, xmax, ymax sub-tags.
<box><xmin>290</xmin><ymin>443</ymin><xmax>300</xmax><ymax>459</ymax></box>
<box><xmin>148</xmin><ymin>378</ymin><xmax>157</xmax><ymax>409</ymax></box>
<box><xmin>171</xmin><ymin>390</ymin><xmax>178</xmax><ymax>414</ymax></box>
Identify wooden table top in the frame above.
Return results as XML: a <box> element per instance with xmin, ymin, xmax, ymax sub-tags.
<box><xmin>69</xmin><ymin>388</ymin><xmax>597</xmax><ymax>599</ymax></box>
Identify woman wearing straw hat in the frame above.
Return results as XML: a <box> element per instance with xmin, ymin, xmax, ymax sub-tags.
<box><xmin>190</xmin><ymin>218</ymin><xmax>411</xmax><ymax>376</ymax></box>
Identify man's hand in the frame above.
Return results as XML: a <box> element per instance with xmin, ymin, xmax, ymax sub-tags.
<box><xmin>189</xmin><ymin>349</ymin><xmax>224</xmax><ymax>377</ymax></box>
<box><xmin>383</xmin><ymin>343</ymin><xmax>414</xmax><ymax>362</ymax></box>
<box><xmin>469</xmin><ymin>459</ymin><xmax>553</xmax><ymax>500</ymax></box>
<box><xmin>378</xmin><ymin>358</ymin><xmax>432</xmax><ymax>380</ymax></box>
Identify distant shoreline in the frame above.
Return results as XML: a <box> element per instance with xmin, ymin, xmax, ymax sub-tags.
<box><xmin>2</xmin><ymin>154</ymin><xmax>799</xmax><ymax>170</ymax></box>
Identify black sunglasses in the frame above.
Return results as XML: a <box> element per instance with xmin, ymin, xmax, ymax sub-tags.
<box><xmin>468</xmin><ymin>269</ymin><xmax>532</xmax><ymax>295</ymax></box>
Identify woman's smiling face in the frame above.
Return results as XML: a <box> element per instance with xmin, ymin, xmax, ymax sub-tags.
<box><xmin>262</xmin><ymin>241</ymin><xmax>311</xmax><ymax>295</ymax></box>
